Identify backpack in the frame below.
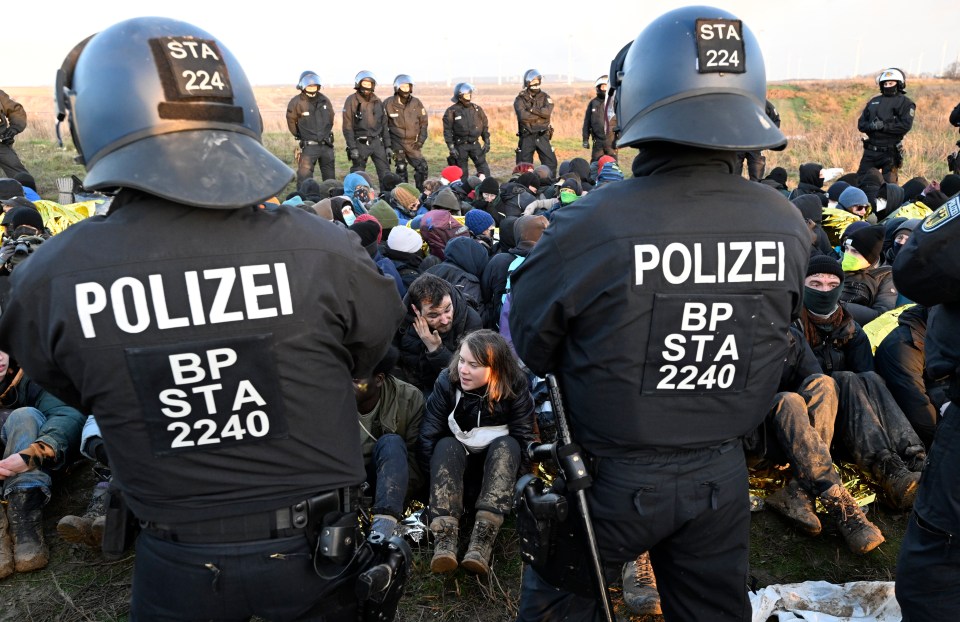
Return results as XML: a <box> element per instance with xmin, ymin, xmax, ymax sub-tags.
<box><xmin>419</xmin><ymin>210</ymin><xmax>469</xmax><ymax>260</ymax></box>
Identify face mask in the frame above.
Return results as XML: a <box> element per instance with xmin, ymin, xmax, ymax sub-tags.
<box><xmin>881</xmin><ymin>85</ymin><xmax>897</xmax><ymax>96</ymax></box>
<box><xmin>343</xmin><ymin>211</ymin><xmax>356</xmax><ymax>227</ymax></box>
<box><xmin>559</xmin><ymin>190</ymin><xmax>578</xmax><ymax>205</ymax></box>
<box><xmin>875</xmin><ymin>198</ymin><xmax>887</xmax><ymax>214</ymax></box>
<box><xmin>804</xmin><ymin>285</ymin><xmax>843</xmax><ymax>316</ymax></box>
<box><xmin>529</xmin><ymin>83</ymin><xmax>541</xmax><ymax>92</ymax></box>
<box><xmin>841</xmin><ymin>251</ymin><xmax>871</xmax><ymax>272</ymax></box>
<box><xmin>891</xmin><ymin>242</ymin><xmax>904</xmax><ymax>258</ymax></box>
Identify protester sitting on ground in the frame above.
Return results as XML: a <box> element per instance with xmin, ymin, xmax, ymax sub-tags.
<box><xmin>875</xmin><ymin>182</ymin><xmax>905</xmax><ymax>221</ymax></box>
<box><xmin>343</xmin><ymin>172</ymin><xmax>373</xmax><ymax>215</ymax></box>
<box><xmin>11</xmin><ymin>174</ymin><xmax>39</xmax><ymax>203</ymax></box>
<box><xmin>0</xmin><ymin>350</ymin><xmax>85</xmax><ymax>578</ymax></box>
<box><xmin>798</xmin><ymin>255</ymin><xmax>924</xmax><ymax>510</ymax></box>
<box><xmin>419</xmin><ymin>208</ymin><xmax>470</xmax><ymax>260</ymax></box>
<box><xmin>471</xmin><ymin>177</ymin><xmax>500</xmax><ymax>219</ymax></box>
<box><xmin>418</xmin><ymin>329</ymin><xmax>534</xmax><ymax>575</ymax></box>
<box><xmin>760</xmin><ymin>166</ymin><xmax>790</xmax><ymax>197</ymax></box>
<box><xmin>57</xmin><ymin>414</ymin><xmax>111</xmax><ymax>551</ymax></box>
<box><xmin>426</xmin><ymin>236</ymin><xmax>489</xmax><ymax>312</ymax></box>
<box><xmin>464</xmin><ymin>209</ymin><xmax>496</xmax><ymax>255</ymax></box>
<box><xmin>837</xmin><ymin>186</ymin><xmax>873</xmax><ymax>222</ymax></box>
<box><xmin>355</xmin><ymin>346</ymin><xmax>425</xmax><ymax>539</ymax></box>
<box><xmin>384</xmin><ymin>226</ymin><xmax>437</xmax><ymax>290</ymax></box>
<box><xmin>856</xmin><ymin>167</ymin><xmax>884</xmax><ymax>217</ymax></box>
<box><xmin>789</xmin><ymin>163</ymin><xmax>828</xmax><ymax>206</ymax></box>
<box><xmin>395</xmin><ymin>274</ymin><xmax>482</xmax><ymax>395</ymax></box>
<box><xmin>791</xmin><ymin>194</ymin><xmax>834</xmax><ymax>258</ymax></box>
<box><xmin>350</xmin><ymin>218</ymin><xmax>406</xmax><ymax>298</ymax></box>
<box><xmin>838</xmin><ymin>224</ymin><xmax>897</xmax><ymax>326</ymax></box>
<box><xmin>748</xmin><ymin>328</ymin><xmax>884</xmax><ymax>554</ymax></box>
<box><xmin>595</xmin><ymin>160</ymin><xmax>625</xmax><ymax>186</ymax></box>
<box><xmin>826</xmin><ymin>181</ymin><xmax>849</xmax><ymax>210</ymax></box>
<box><xmin>939</xmin><ymin>173</ymin><xmax>960</xmax><ymax>199</ymax></box>
<box><xmin>368</xmin><ymin>199</ymin><xmax>400</xmax><ymax>240</ymax></box>
<box><xmin>481</xmin><ymin>215</ymin><xmax>548</xmax><ymax>330</ymax></box>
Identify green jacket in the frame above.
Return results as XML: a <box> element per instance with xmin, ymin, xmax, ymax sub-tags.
<box><xmin>357</xmin><ymin>375</ymin><xmax>425</xmax><ymax>494</ymax></box>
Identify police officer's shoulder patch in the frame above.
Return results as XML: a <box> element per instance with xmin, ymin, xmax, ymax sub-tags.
<box><xmin>922</xmin><ymin>196</ymin><xmax>960</xmax><ymax>232</ymax></box>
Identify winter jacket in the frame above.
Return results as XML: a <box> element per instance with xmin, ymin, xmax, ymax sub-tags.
<box><xmin>789</xmin><ymin>163</ymin><xmax>828</xmax><ymax>206</ymax></box>
<box><xmin>0</xmin><ymin>90</ymin><xmax>27</xmax><ymax>135</ymax></box>
<box><xmin>0</xmin><ymin>373</ymin><xmax>85</xmax><ymax>469</ymax></box>
<box><xmin>840</xmin><ymin>265</ymin><xmax>898</xmax><ymax>326</ymax></box>
<box><xmin>358</xmin><ymin>374</ymin><xmax>426</xmax><ymax>493</ymax></box>
<box><xmin>286</xmin><ymin>92</ymin><xmax>335</xmax><ymax>144</ymax></box>
<box><xmin>480</xmin><ymin>241</ymin><xmax>534</xmax><ymax>329</ymax></box>
<box><xmin>425</xmin><ymin>237</ymin><xmax>489</xmax><ymax>310</ymax></box>
<box><xmin>582</xmin><ymin>95</ymin><xmax>606</xmax><ymax>142</ymax></box>
<box><xmin>799</xmin><ymin>308</ymin><xmax>874</xmax><ymax>376</ymax></box>
<box><xmin>342</xmin><ymin>92</ymin><xmax>391</xmax><ymax>151</ymax></box>
<box><xmin>395</xmin><ymin>285</ymin><xmax>482</xmax><ymax>393</ymax></box>
<box><xmin>514</xmin><ymin>90</ymin><xmax>554</xmax><ymax>134</ymax></box>
<box><xmin>383</xmin><ymin>94</ymin><xmax>428</xmax><ymax>148</ymax></box>
<box><xmin>384</xmin><ymin>247</ymin><xmax>431</xmax><ymax>290</ymax></box>
<box><xmin>417</xmin><ymin>368</ymin><xmax>535</xmax><ymax>476</ymax></box>
<box><xmin>857</xmin><ymin>92</ymin><xmax>916</xmax><ymax>148</ymax></box>
<box><xmin>443</xmin><ymin>101</ymin><xmax>490</xmax><ymax>146</ymax></box>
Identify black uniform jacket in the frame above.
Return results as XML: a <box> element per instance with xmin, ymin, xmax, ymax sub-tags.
<box><xmin>582</xmin><ymin>95</ymin><xmax>606</xmax><ymax>142</ymax></box>
<box><xmin>442</xmin><ymin>101</ymin><xmax>490</xmax><ymax>145</ymax></box>
<box><xmin>0</xmin><ymin>191</ymin><xmax>405</xmax><ymax>524</ymax></box>
<box><xmin>286</xmin><ymin>92</ymin><xmax>335</xmax><ymax>143</ymax></box>
<box><xmin>417</xmin><ymin>368</ymin><xmax>535</xmax><ymax>476</ymax></box>
<box><xmin>509</xmin><ymin>148</ymin><xmax>809</xmax><ymax>455</ymax></box>
<box><xmin>857</xmin><ymin>93</ymin><xmax>916</xmax><ymax>147</ymax></box>
<box><xmin>514</xmin><ymin>90</ymin><xmax>553</xmax><ymax>133</ymax></box>
<box><xmin>383</xmin><ymin>95</ymin><xmax>428</xmax><ymax>147</ymax></box>
<box><xmin>342</xmin><ymin>92</ymin><xmax>391</xmax><ymax>150</ymax></box>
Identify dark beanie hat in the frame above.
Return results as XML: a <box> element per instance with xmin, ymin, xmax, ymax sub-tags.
<box><xmin>827</xmin><ymin>181</ymin><xmax>850</xmax><ymax>202</ymax></box>
<box><xmin>477</xmin><ymin>177</ymin><xmax>500</xmax><ymax>196</ymax></box>
<box><xmin>940</xmin><ymin>174</ymin><xmax>960</xmax><ymax>199</ymax></box>
<box><xmin>849</xmin><ymin>224</ymin><xmax>884</xmax><ymax>266</ymax></box>
<box><xmin>901</xmin><ymin>177</ymin><xmax>928</xmax><ymax>203</ymax></box>
<box><xmin>807</xmin><ymin>254</ymin><xmax>844</xmax><ymax>282</ymax></box>
<box><xmin>517</xmin><ymin>172</ymin><xmax>539</xmax><ymax>190</ymax></box>
<box><xmin>765</xmin><ymin>166</ymin><xmax>788</xmax><ymax>186</ymax></box>
<box><xmin>464</xmin><ymin>209</ymin><xmax>495</xmax><ymax>236</ymax></box>
<box><xmin>0</xmin><ymin>178</ymin><xmax>24</xmax><ymax>199</ymax></box>
<box><xmin>791</xmin><ymin>194</ymin><xmax>823</xmax><ymax>225</ymax></box>
<box><xmin>349</xmin><ymin>219</ymin><xmax>381</xmax><ymax>250</ymax></box>
<box><xmin>12</xmin><ymin>172</ymin><xmax>36</xmax><ymax>191</ymax></box>
<box><xmin>380</xmin><ymin>173</ymin><xmax>401</xmax><ymax>193</ymax></box>
<box><xmin>4</xmin><ymin>206</ymin><xmax>44</xmax><ymax>231</ymax></box>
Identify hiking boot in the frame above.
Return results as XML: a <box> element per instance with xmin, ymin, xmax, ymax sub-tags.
<box><xmin>0</xmin><ymin>506</ymin><xmax>13</xmax><ymax>579</ymax></box>
<box><xmin>874</xmin><ymin>452</ymin><xmax>920</xmax><ymax>510</ymax></box>
<box><xmin>765</xmin><ymin>480</ymin><xmax>822</xmax><ymax>536</ymax></box>
<box><xmin>820</xmin><ymin>484</ymin><xmax>885</xmax><ymax>554</ymax></box>
<box><xmin>57</xmin><ymin>480</ymin><xmax>109</xmax><ymax>549</ymax></box>
<box><xmin>7</xmin><ymin>489</ymin><xmax>49</xmax><ymax>573</ymax></box>
<box><xmin>461</xmin><ymin>510</ymin><xmax>504</xmax><ymax>575</ymax></box>
<box><xmin>369</xmin><ymin>514</ymin><xmax>398</xmax><ymax>539</ymax></box>
<box><xmin>429</xmin><ymin>516</ymin><xmax>459</xmax><ymax>573</ymax></box>
<box><xmin>622</xmin><ymin>552</ymin><xmax>661</xmax><ymax>616</ymax></box>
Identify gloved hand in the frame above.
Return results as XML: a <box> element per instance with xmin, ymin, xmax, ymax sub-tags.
<box><xmin>413</xmin><ymin>142</ymin><xmax>423</xmax><ymax>151</ymax></box>
<box><xmin>582</xmin><ymin>140</ymin><xmax>590</xmax><ymax>149</ymax></box>
<box><xmin>0</xmin><ymin>127</ymin><xmax>16</xmax><ymax>143</ymax></box>
<box><xmin>348</xmin><ymin>148</ymin><xmax>360</xmax><ymax>161</ymax></box>
<box><xmin>447</xmin><ymin>144</ymin><xmax>458</xmax><ymax>160</ymax></box>
<box><xmin>385</xmin><ymin>147</ymin><xmax>395</xmax><ymax>159</ymax></box>
<box><xmin>482</xmin><ymin>142</ymin><xmax>491</xmax><ymax>154</ymax></box>
<box><xmin>868</xmin><ymin>119</ymin><xmax>885</xmax><ymax>131</ymax></box>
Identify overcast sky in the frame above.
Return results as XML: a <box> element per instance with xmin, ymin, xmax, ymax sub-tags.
<box><xmin>3</xmin><ymin>0</ymin><xmax>955</xmax><ymax>87</ymax></box>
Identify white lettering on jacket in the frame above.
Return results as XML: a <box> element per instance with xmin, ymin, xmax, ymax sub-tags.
<box><xmin>75</xmin><ymin>263</ymin><xmax>293</xmax><ymax>338</ymax></box>
<box><xmin>635</xmin><ymin>241</ymin><xmax>785</xmax><ymax>285</ymax></box>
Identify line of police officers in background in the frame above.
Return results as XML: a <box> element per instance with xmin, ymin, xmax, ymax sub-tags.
<box><xmin>286</xmin><ymin>70</ymin><xmax>618</xmax><ymax>191</ymax></box>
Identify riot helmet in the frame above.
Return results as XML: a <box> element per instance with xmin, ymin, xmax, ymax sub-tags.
<box><xmin>355</xmin><ymin>70</ymin><xmax>377</xmax><ymax>95</ymax></box>
<box><xmin>54</xmin><ymin>17</ymin><xmax>292</xmax><ymax>209</ymax></box>
<box><xmin>595</xmin><ymin>74</ymin><xmax>608</xmax><ymax>97</ymax></box>
<box><xmin>453</xmin><ymin>83</ymin><xmax>474</xmax><ymax>103</ymax></box>
<box><xmin>523</xmin><ymin>69</ymin><xmax>542</xmax><ymax>90</ymax></box>
<box><xmin>876</xmin><ymin>68</ymin><xmax>906</xmax><ymax>95</ymax></box>
<box><xmin>393</xmin><ymin>74</ymin><xmax>414</xmax><ymax>97</ymax></box>
<box><xmin>297</xmin><ymin>71</ymin><xmax>322</xmax><ymax>96</ymax></box>
<box><xmin>615</xmin><ymin>6</ymin><xmax>786</xmax><ymax>151</ymax></box>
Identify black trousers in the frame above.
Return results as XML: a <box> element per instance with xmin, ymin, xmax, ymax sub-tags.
<box><xmin>736</xmin><ymin>150</ymin><xmax>766</xmax><ymax>181</ymax></box>
<box><xmin>130</xmin><ymin>530</ymin><xmax>358</xmax><ymax>621</ymax></box>
<box><xmin>350</xmin><ymin>138</ymin><xmax>390</xmax><ymax>189</ymax></box>
<box><xmin>589</xmin><ymin>137</ymin><xmax>617</xmax><ymax>163</ymax></box>
<box><xmin>516</xmin><ymin>439</ymin><xmax>751</xmax><ymax>621</ymax></box>
<box><xmin>857</xmin><ymin>147</ymin><xmax>900</xmax><ymax>184</ymax></box>
<box><xmin>517</xmin><ymin>133</ymin><xmax>557</xmax><ymax>176</ymax></box>
<box><xmin>0</xmin><ymin>142</ymin><xmax>28</xmax><ymax>177</ymax></box>
<box><xmin>453</xmin><ymin>143</ymin><xmax>491</xmax><ymax>181</ymax></box>
<box><xmin>296</xmin><ymin>143</ymin><xmax>336</xmax><ymax>187</ymax></box>
<box><xmin>897</xmin><ymin>401</ymin><xmax>960</xmax><ymax>620</ymax></box>
<box><xmin>395</xmin><ymin>141</ymin><xmax>429</xmax><ymax>190</ymax></box>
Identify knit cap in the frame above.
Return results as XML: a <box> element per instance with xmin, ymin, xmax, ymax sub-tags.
<box><xmin>826</xmin><ymin>181</ymin><xmax>850</xmax><ymax>203</ymax></box>
<box><xmin>477</xmin><ymin>177</ymin><xmax>500</xmax><ymax>196</ymax></box>
<box><xmin>848</xmin><ymin>224</ymin><xmax>885</xmax><ymax>266</ymax></box>
<box><xmin>838</xmin><ymin>186</ymin><xmax>869</xmax><ymax>211</ymax></box>
<box><xmin>387</xmin><ymin>226</ymin><xmax>423</xmax><ymax>254</ymax></box>
<box><xmin>465</xmin><ymin>209</ymin><xmax>495</xmax><ymax>236</ymax></box>
<box><xmin>368</xmin><ymin>200</ymin><xmax>399</xmax><ymax>231</ymax></box>
<box><xmin>354</xmin><ymin>214</ymin><xmax>383</xmax><ymax>244</ymax></box>
<box><xmin>807</xmin><ymin>254</ymin><xmax>844</xmax><ymax>282</ymax></box>
<box><xmin>441</xmin><ymin>166</ymin><xmax>463</xmax><ymax>184</ymax></box>
<box><xmin>392</xmin><ymin>184</ymin><xmax>419</xmax><ymax>210</ymax></box>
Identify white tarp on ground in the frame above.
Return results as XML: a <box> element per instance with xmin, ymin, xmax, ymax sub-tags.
<box><xmin>750</xmin><ymin>581</ymin><xmax>901</xmax><ymax>622</ymax></box>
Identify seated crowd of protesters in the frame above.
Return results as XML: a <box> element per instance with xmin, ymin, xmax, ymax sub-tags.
<box><xmin>0</xmin><ymin>154</ymin><xmax>955</xmax><ymax>617</ymax></box>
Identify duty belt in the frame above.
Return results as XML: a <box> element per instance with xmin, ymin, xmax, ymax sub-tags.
<box><xmin>302</xmin><ymin>140</ymin><xmax>320</xmax><ymax>145</ymax></box>
<box><xmin>140</xmin><ymin>487</ymin><xmax>353</xmax><ymax>544</ymax></box>
<box><xmin>356</xmin><ymin>136</ymin><xmax>380</xmax><ymax>145</ymax></box>
<box><xmin>863</xmin><ymin>142</ymin><xmax>900</xmax><ymax>153</ymax></box>
<box><xmin>454</xmin><ymin>137</ymin><xmax>478</xmax><ymax>145</ymax></box>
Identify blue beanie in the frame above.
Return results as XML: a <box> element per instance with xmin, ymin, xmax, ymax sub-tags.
<box><xmin>838</xmin><ymin>186</ymin><xmax>869</xmax><ymax>211</ymax></box>
<box><xmin>464</xmin><ymin>209</ymin><xmax>495</xmax><ymax>236</ymax></box>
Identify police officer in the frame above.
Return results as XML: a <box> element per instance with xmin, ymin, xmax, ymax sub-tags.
<box><xmin>510</xmin><ymin>7</ymin><xmax>809</xmax><ymax>621</ymax></box>
<box><xmin>582</xmin><ymin>75</ymin><xmax>617</xmax><ymax>162</ymax></box>
<box><xmin>514</xmin><ymin>69</ymin><xmax>557</xmax><ymax>176</ymax></box>
<box><xmin>948</xmin><ymin>101</ymin><xmax>960</xmax><ymax>173</ymax></box>
<box><xmin>443</xmin><ymin>83</ymin><xmax>491</xmax><ymax>182</ymax></box>
<box><xmin>0</xmin><ymin>89</ymin><xmax>29</xmax><ymax>178</ymax></box>
<box><xmin>384</xmin><ymin>74</ymin><xmax>429</xmax><ymax>191</ymax></box>
<box><xmin>0</xmin><ymin>18</ymin><xmax>405</xmax><ymax>620</ymax></box>
<box><xmin>894</xmin><ymin>196</ymin><xmax>960</xmax><ymax>620</ymax></box>
<box><xmin>343</xmin><ymin>71</ymin><xmax>393</xmax><ymax>189</ymax></box>
<box><xmin>857</xmin><ymin>68</ymin><xmax>915</xmax><ymax>184</ymax></box>
<box><xmin>286</xmin><ymin>71</ymin><xmax>336</xmax><ymax>186</ymax></box>
<box><xmin>736</xmin><ymin>99</ymin><xmax>781</xmax><ymax>181</ymax></box>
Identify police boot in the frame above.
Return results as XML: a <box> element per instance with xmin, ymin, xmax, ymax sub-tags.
<box><xmin>820</xmin><ymin>484</ymin><xmax>885</xmax><ymax>554</ymax></box>
<box><xmin>461</xmin><ymin>510</ymin><xmax>503</xmax><ymax>575</ymax></box>
<box><xmin>429</xmin><ymin>516</ymin><xmax>459</xmax><ymax>573</ymax></box>
<box><xmin>57</xmin><ymin>480</ymin><xmax>110</xmax><ymax>548</ymax></box>
<box><xmin>0</xmin><ymin>505</ymin><xmax>13</xmax><ymax>579</ymax></box>
<box><xmin>369</xmin><ymin>514</ymin><xmax>398</xmax><ymax>539</ymax></box>
<box><xmin>622</xmin><ymin>552</ymin><xmax>661</xmax><ymax>616</ymax></box>
<box><xmin>765</xmin><ymin>479</ymin><xmax>822</xmax><ymax>536</ymax></box>
<box><xmin>873</xmin><ymin>451</ymin><xmax>920</xmax><ymax>510</ymax></box>
<box><xmin>7</xmin><ymin>489</ymin><xmax>49</xmax><ymax>573</ymax></box>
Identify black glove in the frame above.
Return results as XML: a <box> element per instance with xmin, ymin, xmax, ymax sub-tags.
<box><xmin>482</xmin><ymin>142</ymin><xmax>491</xmax><ymax>154</ymax></box>
<box><xmin>349</xmin><ymin>148</ymin><xmax>360</xmax><ymax>161</ymax></box>
<box><xmin>868</xmin><ymin>119</ymin><xmax>885</xmax><ymax>131</ymax></box>
<box><xmin>87</xmin><ymin>437</ymin><xmax>110</xmax><ymax>467</ymax></box>
<box><xmin>582</xmin><ymin>140</ymin><xmax>590</xmax><ymax>149</ymax></box>
<box><xmin>386</xmin><ymin>147</ymin><xmax>395</xmax><ymax>159</ymax></box>
<box><xmin>447</xmin><ymin>144</ymin><xmax>458</xmax><ymax>160</ymax></box>
<box><xmin>0</xmin><ymin>128</ymin><xmax>16</xmax><ymax>143</ymax></box>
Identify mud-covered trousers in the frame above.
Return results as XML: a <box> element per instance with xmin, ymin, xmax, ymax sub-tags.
<box><xmin>516</xmin><ymin>438</ymin><xmax>751</xmax><ymax>622</ymax></box>
<box><xmin>428</xmin><ymin>435</ymin><xmax>520</xmax><ymax>518</ymax></box>
<box><xmin>364</xmin><ymin>433</ymin><xmax>409</xmax><ymax>518</ymax></box>
<box><xmin>896</xmin><ymin>400</ymin><xmax>960</xmax><ymax>620</ymax></box>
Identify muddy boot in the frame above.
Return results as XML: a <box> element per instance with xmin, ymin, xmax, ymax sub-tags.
<box><xmin>765</xmin><ymin>480</ymin><xmax>822</xmax><ymax>536</ymax></box>
<box><xmin>820</xmin><ymin>484</ymin><xmax>885</xmax><ymax>554</ymax></box>
<box><xmin>904</xmin><ymin>445</ymin><xmax>927</xmax><ymax>473</ymax></box>
<box><xmin>57</xmin><ymin>480</ymin><xmax>109</xmax><ymax>549</ymax></box>
<box><xmin>7</xmin><ymin>489</ymin><xmax>49</xmax><ymax>573</ymax></box>
<box><xmin>429</xmin><ymin>516</ymin><xmax>459</xmax><ymax>573</ymax></box>
<box><xmin>622</xmin><ymin>551</ymin><xmax>661</xmax><ymax>615</ymax></box>
<box><xmin>874</xmin><ymin>451</ymin><xmax>920</xmax><ymax>510</ymax></box>
<box><xmin>461</xmin><ymin>510</ymin><xmax>503</xmax><ymax>575</ymax></box>
<box><xmin>369</xmin><ymin>514</ymin><xmax>398</xmax><ymax>539</ymax></box>
<box><xmin>0</xmin><ymin>506</ymin><xmax>13</xmax><ymax>579</ymax></box>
